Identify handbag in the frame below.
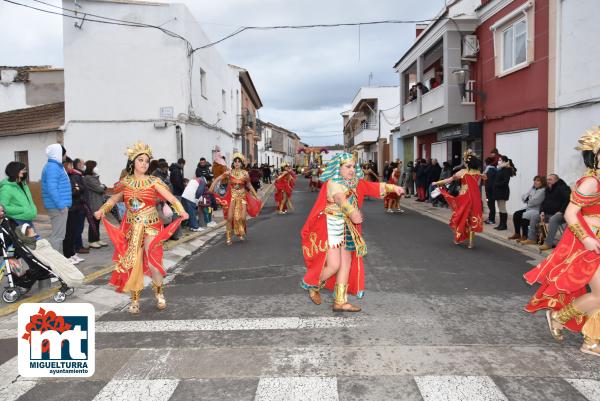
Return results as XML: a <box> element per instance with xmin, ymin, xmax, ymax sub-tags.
<box><xmin>162</xmin><ymin>203</ymin><xmax>174</xmax><ymax>218</ymax></box>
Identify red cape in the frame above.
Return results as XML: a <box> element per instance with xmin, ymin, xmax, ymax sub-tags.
<box><xmin>440</xmin><ymin>173</ymin><xmax>483</xmax><ymax>243</ymax></box>
<box><xmin>301</xmin><ymin>179</ymin><xmax>383</xmax><ymax>297</ymax></box>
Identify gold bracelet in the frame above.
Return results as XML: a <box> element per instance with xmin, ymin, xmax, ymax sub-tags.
<box><xmin>99</xmin><ymin>202</ymin><xmax>114</xmax><ymax>215</ymax></box>
<box><xmin>385</xmin><ymin>184</ymin><xmax>396</xmax><ymax>194</ymax></box>
<box><xmin>341</xmin><ymin>201</ymin><xmax>356</xmax><ymax>217</ymax></box>
<box><xmin>569</xmin><ymin>223</ymin><xmax>589</xmax><ymax>241</ymax></box>
<box><xmin>171</xmin><ymin>200</ymin><xmax>186</xmax><ymax>216</ymax></box>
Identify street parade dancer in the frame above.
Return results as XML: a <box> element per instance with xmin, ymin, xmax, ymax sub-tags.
<box><xmin>94</xmin><ymin>141</ymin><xmax>189</xmax><ymax>314</ymax></box>
<box><xmin>434</xmin><ymin>150</ymin><xmax>483</xmax><ymax>249</ymax></box>
<box><xmin>384</xmin><ymin>167</ymin><xmax>404</xmax><ymax>213</ymax></box>
<box><xmin>524</xmin><ymin>127</ymin><xmax>600</xmax><ymax>357</ymax></box>
<box><xmin>210</xmin><ymin>153</ymin><xmax>262</xmax><ymax>245</ymax></box>
<box><xmin>301</xmin><ymin>152</ymin><xmax>403</xmax><ymax>312</ymax></box>
<box><xmin>309</xmin><ymin>163</ymin><xmax>321</xmax><ymax>192</ymax></box>
<box><xmin>275</xmin><ymin>163</ymin><xmax>296</xmax><ymax>214</ymax></box>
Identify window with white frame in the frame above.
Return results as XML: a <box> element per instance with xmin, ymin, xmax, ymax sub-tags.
<box><xmin>222</xmin><ymin>89</ymin><xmax>227</xmax><ymax>113</ymax></box>
<box><xmin>200</xmin><ymin>68</ymin><xmax>207</xmax><ymax>98</ymax></box>
<box><xmin>502</xmin><ymin>18</ymin><xmax>527</xmax><ymax>72</ymax></box>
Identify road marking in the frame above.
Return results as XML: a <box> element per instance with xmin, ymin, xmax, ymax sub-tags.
<box><xmin>255</xmin><ymin>377</ymin><xmax>338</xmax><ymax>401</ymax></box>
<box><xmin>415</xmin><ymin>375</ymin><xmax>509</xmax><ymax>401</ymax></box>
<box><xmin>566</xmin><ymin>379</ymin><xmax>600</xmax><ymax>401</ymax></box>
<box><xmin>96</xmin><ymin>316</ymin><xmax>359</xmax><ymax>333</ymax></box>
<box><xmin>0</xmin><ymin>356</ymin><xmax>38</xmax><ymax>401</ymax></box>
<box><xmin>93</xmin><ymin>379</ymin><xmax>179</xmax><ymax>401</ymax></box>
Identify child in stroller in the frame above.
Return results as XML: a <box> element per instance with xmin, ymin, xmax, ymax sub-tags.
<box><xmin>0</xmin><ymin>204</ymin><xmax>84</xmax><ymax>303</ymax></box>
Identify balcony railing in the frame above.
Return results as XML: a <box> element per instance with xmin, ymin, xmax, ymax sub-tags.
<box><xmin>462</xmin><ymin>80</ymin><xmax>476</xmax><ymax>104</ymax></box>
<box><xmin>404</xmin><ymin>100</ymin><xmax>418</xmax><ymax>121</ymax></box>
<box><xmin>360</xmin><ymin>121</ymin><xmax>377</xmax><ymax>130</ymax></box>
<box><xmin>421</xmin><ymin>84</ymin><xmax>445</xmax><ymax>114</ymax></box>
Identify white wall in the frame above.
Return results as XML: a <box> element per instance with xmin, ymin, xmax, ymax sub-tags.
<box><xmin>0</xmin><ymin>82</ymin><xmax>27</xmax><ymax>113</ymax></box>
<box><xmin>554</xmin><ymin>0</ymin><xmax>600</xmax><ymax>186</ymax></box>
<box><xmin>0</xmin><ymin>132</ymin><xmax>59</xmax><ymax>182</ymax></box>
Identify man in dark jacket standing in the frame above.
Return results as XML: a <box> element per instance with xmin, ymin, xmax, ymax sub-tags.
<box><xmin>526</xmin><ymin>174</ymin><xmax>571</xmax><ymax>250</ymax></box>
<box><xmin>195</xmin><ymin>158</ymin><xmax>213</xmax><ymax>184</ymax></box>
<box><xmin>483</xmin><ymin>157</ymin><xmax>497</xmax><ymax>224</ymax></box>
<box><xmin>169</xmin><ymin>158</ymin><xmax>186</xmax><ymax>196</ymax></box>
<box><xmin>427</xmin><ymin>159</ymin><xmax>442</xmax><ymax>201</ymax></box>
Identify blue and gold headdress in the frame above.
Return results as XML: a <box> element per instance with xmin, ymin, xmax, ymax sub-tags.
<box><xmin>320</xmin><ymin>152</ymin><xmax>364</xmax><ymax>183</ymax></box>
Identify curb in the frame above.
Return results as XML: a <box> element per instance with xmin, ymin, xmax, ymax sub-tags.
<box><xmin>401</xmin><ymin>201</ymin><xmax>544</xmax><ymax>260</ymax></box>
<box><xmin>0</xmin><ymin>184</ymin><xmax>275</xmax><ymax>317</ymax></box>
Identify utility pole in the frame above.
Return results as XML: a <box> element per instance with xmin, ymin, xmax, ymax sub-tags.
<box><xmin>368</xmin><ymin>72</ymin><xmax>373</xmax><ymax>87</ymax></box>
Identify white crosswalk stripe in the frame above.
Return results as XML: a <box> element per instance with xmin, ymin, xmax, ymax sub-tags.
<box><xmin>0</xmin><ymin>356</ymin><xmax>38</xmax><ymax>401</ymax></box>
<box><xmin>566</xmin><ymin>379</ymin><xmax>600</xmax><ymax>401</ymax></box>
<box><xmin>92</xmin><ymin>379</ymin><xmax>179</xmax><ymax>401</ymax></box>
<box><xmin>414</xmin><ymin>375</ymin><xmax>509</xmax><ymax>401</ymax></box>
<box><xmin>255</xmin><ymin>377</ymin><xmax>338</xmax><ymax>401</ymax></box>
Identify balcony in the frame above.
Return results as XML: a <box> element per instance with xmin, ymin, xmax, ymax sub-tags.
<box><xmin>354</xmin><ymin>122</ymin><xmax>378</xmax><ymax>145</ymax></box>
<box><xmin>404</xmin><ymin>100</ymin><xmax>419</xmax><ymax>121</ymax></box>
<box><xmin>421</xmin><ymin>85</ymin><xmax>444</xmax><ymax>114</ymax></box>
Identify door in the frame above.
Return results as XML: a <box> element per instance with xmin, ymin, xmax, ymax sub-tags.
<box><xmin>495</xmin><ymin>129</ymin><xmax>539</xmax><ymax>214</ymax></box>
<box><xmin>430</xmin><ymin>141</ymin><xmax>448</xmax><ymax>164</ymax></box>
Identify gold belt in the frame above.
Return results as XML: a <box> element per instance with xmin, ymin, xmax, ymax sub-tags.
<box><xmin>126</xmin><ymin>207</ymin><xmax>160</xmax><ymax>225</ymax></box>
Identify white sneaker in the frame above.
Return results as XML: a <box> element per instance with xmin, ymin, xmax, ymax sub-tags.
<box><xmin>97</xmin><ymin>240</ymin><xmax>109</xmax><ymax>247</ymax></box>
<box><xmin>190</xmin><ymin>227</ymin><xmax>205</xmax><ymax>232</ymax></box>
<box><xmin>207</xmin><ymin>221</ymin><xmax>218</xmax><ymax>228</ymax></box>
<box><xmin>89</xmin><ymin>242</ymin><xmax>102</xmax><ymax>249</ymax></box>
<box><xmin>73</xmin><ymin>254</ymin><xmax>85</xmax><ymax>263</ymax></box>
<box><xmin>68</xmin><ymin>257</ymin><xmax>80</xmax><ymax>265</ymax></box>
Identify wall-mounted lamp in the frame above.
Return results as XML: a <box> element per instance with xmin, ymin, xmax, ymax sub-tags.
<box><xmin>452</xmin><ymin>66</ymin><xmax>486</xmax><ymax>101</ymax></box>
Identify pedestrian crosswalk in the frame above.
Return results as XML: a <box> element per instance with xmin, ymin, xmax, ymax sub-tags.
<box><xmin>5</xmin><ymin>372</ymin><xmax>600</xmax><ymax>401</ymax></box>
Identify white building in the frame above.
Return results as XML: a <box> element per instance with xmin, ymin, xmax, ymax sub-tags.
<box><xmin>344</xmin><ymin>86</ymin><xmax>400</xmax><ymax>170</ymax></box>
<box><xmin>0</xmin><ymin>66</ymin><xmax>64</xmax><ymax>113</ymax></box>
<box><xmin>62</xmin><ymin>0</ymin><xmax>243</xmax><ymax>183</ymax></box>
<box><xmin>549</xmin><ymin>0</ymin><xmax>600</xmax><ymax>186</ymax></box>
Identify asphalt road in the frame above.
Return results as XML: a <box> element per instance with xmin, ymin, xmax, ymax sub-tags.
<box><xmin>2</xmin><ymin>179</ymin><xmax>600</xmax><ymax>401</ymax></box>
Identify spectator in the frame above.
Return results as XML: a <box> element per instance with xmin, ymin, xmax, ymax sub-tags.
<box><xmin>73</xmin><ymin>158</ymin><xmax>85</xmax><ymax>173</ymax></box>
<box><xmin>403</xmin><ymin>161</ymin><xmax>415</xmax><ymax>198</ymax></box>
<box><xmin>408</xmin><ymin>85</ymin><xmax>417</xmax><ymax>102</ymax></box>
<box><xmin>41</xmin><ymin>144</ymin><xmax>71</xmax><ymax>252</ymax></box>
<box><xmin>508</xmin><ymin>176</ymin><xmax>547</xmax><ymax>242</ymax></box>
<box><xmin>415</xmin><ymin>159</ymin><xmax>429</xmax><ymax>202</ymax></box>
<box><xmin>429</xmin><ymin>77</ymin><xmax>440</xmax><ymax>89</ymax></box>
<box><xmin>489</xmin><ymin>148</ymin><xmax>501</xmax><ymax>167</ymax></box>
<box><xmin>417</xmin><ymin>82</ymin><xmax>429</xmax><ymax>95</ymax></box>
<box><xmin>0</xmin><ymin>162</ymin><xmax>37</xmax><ymax>226</ymax></box>
<box><xmin>427</xmin><ymin>159</ymin><xmax>442</xmax><ymax>201</ymax></box>
<box><xmin>71</xmin><ymin>157</ymin><xmax>90</xmax><ymax>256</ymax></box>
<box><xmin>383</xmin><ymin>161</ymin><xmax>392</xmax><ymax>181</ymax></box>
<box><xmin>249</xmin><ymin>163</ymin><xmax>262</xmax><ymax>191</ymax></box>
<box><xmin>433</xmin><ymin>161</ymin><xmax>452</xmax><ymax>207</ymax></box>
<box><xmin>493</xmin><ymin>156</ymin><xmax>517</xmax><ymax>230</ymax></box>
<box><xmin>181</xmin><ymin>176</ymin><xmax>208</xmax><ymax>232</ymax></box>
<box><xmin>63</xmin><ymin>158</ymin><xmax>86</xmax><ymax>264</ymax></box>
<box><xmin>483</xmin><ymin>157</ymin><xmax>497</xmax><ymax>224</ymax></box>
<box><xmin>195</xmin><ymin>157</ymin><xmax>213</xmax><ymax>183</ymax></box>
<box><xmin>169</xmin><ymin>158</ymin><xmax>186</xmax><ymax>196</ymax></box>
<box><xmin>148</xmin><ymin>160</ymin><xmax>159</xmax><ymax>175</ymax></box>
<box><xmin>262</xmin><ymin>164</ymin><xmax>272</xmax><ymax>184</ymax></box>
<box><xmin>83</xmin><ymin>160</ymin><xmax>108</xmax><ymax>249</ymax></box>
<box><xmin>525</xmin><ymin>174</ymin><xmax>571</xmax><ymax>250</ymax></box>
<box><xmin>153</xmin><ymin>161</ymin><xmax>171</xmax><ymax>189</ymax></box>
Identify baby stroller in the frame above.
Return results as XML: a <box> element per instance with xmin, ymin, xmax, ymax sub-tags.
<box><xmin>0</xmin><ymin>217</ymin><xmax>83</xmax><ymax>303</ymax></box>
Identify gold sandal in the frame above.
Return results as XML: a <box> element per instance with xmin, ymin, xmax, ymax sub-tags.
<box><xmin>546</xmin><ymin>310</ymin><xmax>564</xmax><ymax>342</ymax></box>
<box><xmin>128</xmin><ymin>290</ymin><xmax>141</xmax><ymax>314</ymax></box>
<box><xmin>580</xmin><ymin>336</ymin><xmax>600</xmax><ymax>357</ymax></box>
<box><xmin>152</xmin><ymin>282</ymin><xmax>166</xmax><ymax>310</ymax></box>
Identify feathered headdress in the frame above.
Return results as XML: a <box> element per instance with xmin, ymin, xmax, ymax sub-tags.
<box><xmin>126</xmin><ymin>141</ymin><xmax>153</xmax><ymax>161</ymax></box>
<box><xmin>576</xmin><ymin>126</ymin><xmax>600</xmax><ymax>154</ymax></box>
<box><xmin>463</xmin><ymin>149</ymin><xmax>477</xmax><ymax>163</ymax></box>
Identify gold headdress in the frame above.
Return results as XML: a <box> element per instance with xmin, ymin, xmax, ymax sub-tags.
<box><xmin>281</xmin><ymin>162</ymin><xmax>290</xmax><ymax>169</ymax></box>
<box><xmin>576</xmin><ymin>126</ymin><xmax>600</xmax><ymax>154</ymax></box>
<box><xmin>232</xmin><ymin>152</ymin><xmax>246</xmax><ymax>164</ymax></box>
<box><xmin>463</xmin><ymin>149</ymin><xmax>477</xmax><ymax>162</ymax></box>
<box><xmin>126</xmin><ymin>141</ymin><xmax>153</xmax><ymax>161</ymax></box>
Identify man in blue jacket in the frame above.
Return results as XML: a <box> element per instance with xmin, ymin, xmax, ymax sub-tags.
<box><xmin>41</xmin><ymin>144</ymin><xmax>72</xmax><ymax>252</ymax></box>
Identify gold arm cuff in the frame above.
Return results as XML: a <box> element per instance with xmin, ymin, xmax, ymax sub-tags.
<box><xmin>569</xmin><ymin>223</ymin><xmax>589</xmax><ymax>240</ymax></box>
<box><xmin>171</xmin><ymin>200</ymin><xmax>186</xmax><ymax>216</ymax></box>
<box><xmin>340</xmin><ymin>201</ymin><xmax>356</xmax><ymax>217</ymax></box>
<box><xmin>99</xmin><ymin>202</ymin><xmax>114</xmax><ymax>215</ymax></box>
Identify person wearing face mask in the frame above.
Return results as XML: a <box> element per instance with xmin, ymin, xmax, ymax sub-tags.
<box><xmin>301</xmin><ymin>152</ymin><xmax>404</xmax><ymax>312</ymax></box>
<box><xmin>83</xmin><ymin>160</ymin><xmax>109</xmax><ymax>249</ymax></box>
<box><xmin>0</xmin><ymin>162</ymin><xmax>37</xmax><ymax>227</ymax></box>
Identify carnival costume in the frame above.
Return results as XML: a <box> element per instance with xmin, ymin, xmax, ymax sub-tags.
<box><xmin>98</xmin><ymin>142</ymin><xmax>185</xmax><ymax>313</ymax></box>
<box><xmin>275</xmin><ymin>164</ymin><xmax>296</xmax><ymax>213</ymax></box>
<box><xmin>309</xmin><ymin>165</ymin><xmax>321</xmax><ymax>192</ymax></box>
<box><xmin>211</xmin><ymin>153</ymin><xmax>262</xmax><ymax>245</ymax></box>
<box><xmin>436</xmin><ymin>150</ymin><xmax>483</xmax><ymax>248</ymax></box>
<box><xmin>525</xmin><ymin>127</ymin><xmax>600</xmax><ymax>355</ymax></box>
<box><xmin>301</xmin><ymin>153</ymin><xmax>399</xmax><ymax>309</ymax></box>
<box><xmin>384</xmin><ymin>169</ymin><xmax>402</xmax><ymax>212</ymax></box>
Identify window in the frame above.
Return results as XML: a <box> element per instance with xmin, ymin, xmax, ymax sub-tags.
<box><xmin>222</xmin><ymin>90</ymin><xmax>227</xmax><ymax>113</ymax></box>
<box><xmin>502</xmin><ymin>18</ymin><xmax>527</xmax><ymax>71</ymax></box>
<box><xmin>200</xmin><ymin>68</ymin><xmax>207</xmax><ymax>98</ymax></box>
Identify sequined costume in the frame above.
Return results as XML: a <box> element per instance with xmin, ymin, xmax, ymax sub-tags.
<box><xmin>275</xmin><ymin>166</ymin><xmax>296</xmax><ymax>213</ymax></box>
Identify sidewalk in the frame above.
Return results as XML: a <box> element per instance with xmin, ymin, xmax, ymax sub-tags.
<box><xmin>401</xmin><ymin>196</ymin><xmax>547</xmax><ymax>262</ymax></box>
<box><xmin>0</xmin><ymin>183</ymin><xmax>274</xmax><ymax>314</ymax></box>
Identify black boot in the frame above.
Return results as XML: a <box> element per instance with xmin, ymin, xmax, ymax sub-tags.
<box><xmin>494</xmin><ymin>213</ymin><xmax>508</xmax><ymax>230</ymax></box>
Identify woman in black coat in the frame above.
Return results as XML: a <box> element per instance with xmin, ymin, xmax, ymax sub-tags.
<box><xmin>493</xmin><ymin>155</ymin><xmax>517</xmax><ymax>230</ymax></box>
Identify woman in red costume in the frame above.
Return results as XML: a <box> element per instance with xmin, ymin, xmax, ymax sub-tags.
<box><xmin>210</xmin><ymin>153</ymin><xmax>261</xmax><ymax>245</ymax></box>
<box><xmin>434</xmin><ymin>150</ymin><xmax>483</xmax><ymax>249</ymax></box>
<box><xmin>94</xmin><ymin>142</ymin><xmax>189</xmax><ymax>314</ymax></box>
<box><xmin>525</xmin><ymin>127</ymin><xmax>600</xmax><ymax>357</ymax></box>
<box><xmin>275</xmin><ymin>163</ymin><xmax>295</xmax><ymax>214</ymax></box>
<box><xmin>301</xmin><ymin>152</ymin><xmax>403</xmax><ymax>312</ymax></box>
<box><xmin>384</xmin><ymin>167</ymin><xmax>404</xmax><ymax>213</ymax></box>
